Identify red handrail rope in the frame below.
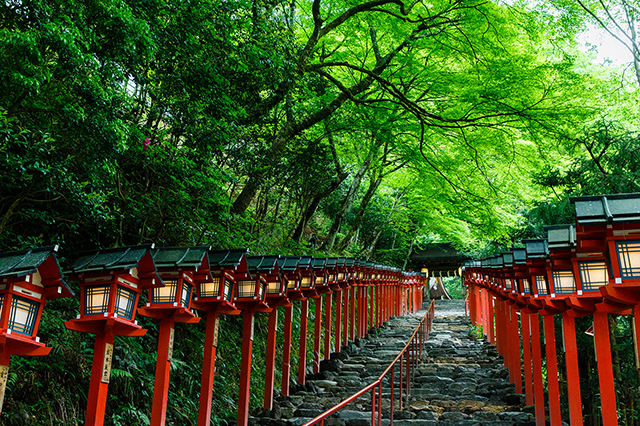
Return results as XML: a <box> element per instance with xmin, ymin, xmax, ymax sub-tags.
<box><xmin>302</xmin><ymin>300</ymin><xmax>436</xmax><ymax>426</ymax></box>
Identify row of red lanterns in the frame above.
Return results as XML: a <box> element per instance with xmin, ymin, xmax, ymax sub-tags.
<box><xmin>0</xmin><ymin>246</ymin><xmax>426</xmax><ymax>426</ymax></box>
<box><xmin>463</xmin><ymin>193</ymin><xmax>640</xmax><ymax>426</ymax></box>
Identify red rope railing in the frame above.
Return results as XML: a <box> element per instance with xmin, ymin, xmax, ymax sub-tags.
<box><xmin>302</xmin><ymin>300</ymin><xmax>435</xmax><ymax>426</ymax></box>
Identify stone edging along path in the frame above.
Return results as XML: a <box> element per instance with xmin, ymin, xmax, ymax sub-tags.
<box><xmin>251</xmin><ymin>299</ymin><xmax>535</xmax><ymax>425</ymax></box>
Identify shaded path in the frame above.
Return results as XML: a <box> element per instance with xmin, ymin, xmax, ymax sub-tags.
<box><xmin>251</xmin><ymin>300</ymin><xmax>535</xmax><ymax>425</ymax></box>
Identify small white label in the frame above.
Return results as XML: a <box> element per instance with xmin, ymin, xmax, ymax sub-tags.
<box><xmin>577</xmin><ymin>290</ymin><xmax>583</xmax><ymax>295</ymax></box>
<box><xmin>615</xmin><ymin>278</ymin><xmax>622</xmax><ymax>284</ymax></box>
<box><xmin>101</xmin><ymin>343</ymin><xmax>114</xmax><ymax>383</ymax></box>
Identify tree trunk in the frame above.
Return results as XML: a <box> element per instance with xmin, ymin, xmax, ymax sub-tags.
<box><xmin>335</xmin><ymin>172</ymin><xmax>382</xmax><ymax>252</ymax></box>
<box><xmin>402</xmin><ymin>223</ymin><xmax>420</xmax><ymax>270</ymax></box>
<box><xmin>322</xmin><ymin>159</ymin><xmax>370</xmax><ymax>251</ymax></box>
<box><xmin>362</xmin><ymin>188</ymin><xmax>406</xmax><ymax>258</ymax></box>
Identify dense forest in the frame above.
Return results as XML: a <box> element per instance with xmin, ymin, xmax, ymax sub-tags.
<box><xmin>2</xmin><ymin>0</ymin><xmax>640</xmax><ymax>424</ymax></box>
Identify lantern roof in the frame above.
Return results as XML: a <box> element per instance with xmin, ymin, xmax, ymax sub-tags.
<box><xmin>71</xmin><ymin>244</ymin><xmax>155</xmax><ymax>273</ymax></box>
<box><xmin>152</xmin><ymin>246</ymin><xmax>211</xmax><ymax>270</ymax></box>
<box><xmin>298</xmin><ymin>256</ymin><xmax>313</xmax><ymax>270</ymax></box>
<box><xmin>278</xmin><ymin>257</ymin><xmax>300</xmax><ymax>271</ymax></box>
<box><xmin>512</xmin><ymin>247</ymin><xmax>527</xmax><ymax>265</ymax></box>
<box><xmin>247</xmin><ymin>255</ymin><xmax>280</xmax><ymax>273</ymax></box>
<box><xmin>545</xmin><ymin>224</ymin><xmax>576</xmax><ymax>250</ymax></box>
<box><xmin>345</xmin><ymin>258</ymin><xmax>356</xmax><ymax>267</ymax></box>
<box><xmin>366</xmin><ymin>261</ymin><xmax>375</xmax><ymax>269</ymax></box>
<box><xmin>324</xmin><ymin>258</ymin><xmax>338</xmax><ymax>269</ymax></box>
<box><xmin>570</xmin><ymin>193</ymin><xmax>640</xmax><ymax>225</ymax></box>
<box><xmin>69</xmin><ymin>244</ymin><xmax>160</xmax><ymax>289</ymax></box>
<box><xmin>490</xmin><ymin>256</ymin><xmax>504</xmax><ymax>268</ymax></box>
<box><xmin>208</xmin><ymin>249</ymin><xmax>248</xmax><ymax>268</ymax></box>
<box><xmin>312</xmin><ymin>258</ymin><xmax>326</xmax><ymax>270</ymax></box>
<box><xmin>335</xmin><ymin>258</ymin><xmax>346</xmax><ymax>268</ymax></box>
<box><xmin>501</xmin><ymin>252</ymin><xmax>514</xmax><ymax>267</ymax></box>
<box><xmin>524</xmin><ymin>239</ymin><xmax>549</xmax><ymax>258</ymax></box>
<box><xmin>0</xmin><ymin>246</ymin><xmax>73</xmax><ymax>299</ymax></box>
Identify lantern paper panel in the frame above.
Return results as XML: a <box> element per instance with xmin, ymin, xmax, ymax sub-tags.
<box><xmin>578</xmin><ymin>261</ymin><xmax>609</xmax><ymax>291</ymax></box>
<box><xmin>535</xmin><ymin>275</ymin><xmax>548</xmax><ymax>295</ymax></box>
<box><xmin>616</xmin><ymin>240</ymin><xmax>640</xmax><ymax>279</ymax></box>
<box><xmin>552</xmin><ymin>270</ymin><xmax>575</xmax><ymax>295</ymax></box>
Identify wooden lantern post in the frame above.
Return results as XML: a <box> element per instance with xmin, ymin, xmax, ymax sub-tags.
<box><xmin>258</xmin><ymin>255</ymin><xmax>289</xmax><ymax>410</ymax></box>
<box><xmin>333</xmin><ymin>258</ymin><xmax>348</xmax><ymax>352</ymax></box>
<box><xmin>343</xmin><ymin>259</ymin><xmax>355</xmax><ymax>345</ymax></box>
<box><xmin>311</xmin><ymin>258</ymin><xmax>329</xmax><ymax>373</ymax></box>
<box><xmin>522</xmin><ymin>238</ymin><xmax>550</xmax><ymax>426</ymax></box>
<box><xmin>65</xmin><ymin>245</ymin><xmax>161</xmax><ymax>426</ymax></box>
<box><xmin>138</xmin><ymin>246</ymin><xmax>210</xmax><ymax>426</ymax></box>
<box><xmin>541</xmin><ymin>224</ymin><xmax>580</xmax><ymax>426</ymax></box>
<box><xmin>278</xmin><ymin>257</ymin><xmax>302</xmax><ymax>397</ymax></box>
<box><xmin>234</xmin><ymin>256</ymin><xmax>272</xmax><ymax>426</ymax></box>
<box><xmin>570</xmin><ymin>193</ymin><xmax>640</xmax><ymax>426</ymax></box>
<box><xmin>0</xmin><ymin>246</ymin><xmax>73</xmax><ymax>412</ymax></box>
<box><xmin>191</xmin><ymin>249</ymin><xmax>246</xmax><ymax>426</ymax></box>
<box><xmin>297</xmin><ymin>256</ymin><xmax>316</xmax><ymax>384</ymax></box>
<box><xmin>512</xmin><ymin>247</ymin><xmax>535</xmax><ymax>406</ymax></box>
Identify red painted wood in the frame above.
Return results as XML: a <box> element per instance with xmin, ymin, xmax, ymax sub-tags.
<box><xmin>343</xmin><ymin>287</ymin><xmax>350</xmax><ymax>344</ymax></box>
<box><xmin>263</xmin><ymin>308</ymin><xmax>278</xmax><ymax>410</ymax></box>
<box><xmin>593</xmin><ymin>312</ymin><xmax>619</xmax><ymax>426</ymax></box>
<box><xmin>85</xmin><ymin>330</ymin><xmax>114</xmax><ymax>426</ymax></box>
<box><xmin>313</xmin><ymin>296</ymin><xmax>322</xmax><ymax>373</ymax></box>
<box><xmin>324</xmin><ymin>292</ymin><xmax>332</xmax><ymax>360</ymax></box>
<box><xmin>335</xmin><ymin>290</ymin><xmax>342</xmax><ymax>352</ymax></box>
<box><xmin>237</xmin><ymin>311</ymin><xmax>255</xmax><ymax>426</ymax></box>
<box><xmin>488</xmin><ymin>295</ymin><xmax>495</xmax><ymax>344</ymax></box>
<box><xmin>543</xmin><ymin>314</ymin><xmax>562</xmax><ymax>425</ymax></box>
<box><xmin>369</xmin><ymin>286</ymin><xmax>374</xmax><ymax>330</ymax></box>
<box><xmin>150</xmin><ymin>317</ymin><xmax>175</xmax><ymax>426</ymax></box>
<box><xmin>298</xmin><ymin>300</ymin><xmax>309</xmax><ymax>385</ymax></box>
<box><xmin>562</xmin><ymin>312</ymin><xmax>583</xmax><ymax>426</ymax></box>
<box><xmin>521</xmin><ymin>312</ymin><xmax>534</xmax><ymax>406</ymax></box>
<box><xmin>530</xmin><ymin>313</ymin><xmax>546</xmax><ymax>426</ymax></box>
<box><xmin>281</xmin><ymin>305</ymin><xmax>293</xmax><ymax>396</ymax></box>
<box><xmin>511</xmin><ymin>304</ymin><xmax>523</xmax><ymax>395</ymax></box>
<box><xmin>198</xmin><ymin>311</ymin><xmax>219</xmax><ymax>426</ymax></box>
<box><xmin>350</xmin><ymin>287</ymin><xmax>356</xmax><ymax>341</ymax></box>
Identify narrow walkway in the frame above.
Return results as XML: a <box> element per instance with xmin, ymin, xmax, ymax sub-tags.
<box><xmin>252</xmin><ymin>300</ymin><xmax>534</xmax><ymax>425</ymax></box>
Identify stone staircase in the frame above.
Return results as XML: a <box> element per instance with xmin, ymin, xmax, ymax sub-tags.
<box><xmin>251</xmin><ymin>299</ymin><xmax>534</xmax><ymax>425</ymax></box>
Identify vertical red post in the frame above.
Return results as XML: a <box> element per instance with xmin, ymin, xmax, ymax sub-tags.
<box><xmin>543</xmin><ymin>314</ymin><xmax>561</xmax><ymax>424</ymax></box>
<box><xmin>281</xmin><ymin>305</ymin><xmax>293</xmax><ymax>396</ymax></box>
<box><xmin>313</xmin><ymin>296</ymin><xmax>322</xmax><ymax>373</ymax></box>
<box><xmin>488</xmin><ymin>296</ymin><xmax>495</xmax><ymax>344</ymax></box>
<box><xmin>335</xmin><ymin>290</ymin><xmax>342</xmax><ymax>352</ymax></box>
<box><xmin>369</xmin><ymin>286</ymin><xmax>374</xmax><ymax>330</ymax></box>
<box><xmin>593</xmin><ymin>311</ymin><xmax>619</xmax><ymax>426</ymax></box>
<box><xmin>150</xmin><ymin>318</ymin><xmax>176</xmax><ymax>426</ymax></box>
<box><xmin>511</xmin><ymin>304</ymin><xmax>522</xmax><ymax>394</ymax></box>
<box><xmin>530</xmin><ymin>313</ymin><xmax>545</xmax><ymax>426</ymax></box>
<box><xmin>521</xmin><ymin>312</ymin><xmax>534</xmax><ymax>406</ymax></box>
<box><xmin>85</xmin><ymin>330</ymin><xmax>115</xmax><ymax>426</ymax></box>
<box><xmin>343</xmin><ymin>287</ymin><xmax>350</xmax><ymax>344</ymax></box>
<box><xmin>298</xmin><ymin>300</ymin><xmax>309</xmax><ymax>384</ymax></box>
<box><xmin>263</xmin><ymin>308</ymin><xmax>278</xmax><ymax>410</ymax></box>
<box><xmin>237</xmin><ymin>311</ymin><xmax>255</xmax><ymax>426</ymax></box>
<box><xmin>324</xmin><ymin>292</ymin><xmax>332</xmax><ymax>359</ymax></box>
<box><xmin>198</xmin><ymin>311</ymin><xmax>219</xmax><ymax>426</ymax></box>
<box><xmin>350</xmin><ymin>286</ymin><xmax>356</xmax><ymax>341</ymax></box>
<box><xmin>561</xmin><ymin>312</ymin><xmax>583</xmax><ymax>425</ymax></box>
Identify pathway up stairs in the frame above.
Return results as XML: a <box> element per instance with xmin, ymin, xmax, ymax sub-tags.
<box><xmin>251</xmin><ymin>299</ymin><xmax>534</xmax><ymax>425</ymax></box>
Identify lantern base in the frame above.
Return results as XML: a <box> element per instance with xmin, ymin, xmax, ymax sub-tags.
<box><xmin>0</xmin><ymin>333</ymin><xmax>51</xmax><ymax>357</ymax></box>
<box><xmin>235</xmin><ymin>300</ymin><xmax>271</xmax><ymax>313</ymax></box>
<box><xmin>265</xmin><ymin>295</ymin><xmax>291</xmax><ymax>308</ymax></box>
<box><xmin>191</xmin><ymin>299</ymin><xmax>240</xmax><ymax>315</ymax></box>
<box><xmin>138</xmin><ymin>306</ymin><xmax>200</xmax><ymax>324</ymax></box>
<box><xmin>64</xmin><ymin>315</ymin><xmax>147</xmax><ymax>337</ymax></box>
